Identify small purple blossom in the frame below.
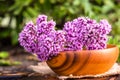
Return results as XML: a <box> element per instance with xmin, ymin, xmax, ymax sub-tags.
<box><xmin>36</xmin><ymin>31</ymin><xmax>66</xmax><ymax>61</ymax></box>
<box><xmin>36</xmin><ymin>15</ymin><xmax>56</xmax><ymax>35</ymax></box>
<box><xmin>18</xmin><ymin>21</ymin><xmax>37</xmax><ymax>53</ymax></box>
<box><xmin>63</xmin><ymin>17</ymin><xmax>111</xmax><ymax>50</ymax></box>
<box><xmin>18</xmin><ymin>15</ymin><xmax>65</xmax><ymax>61</ymax></box>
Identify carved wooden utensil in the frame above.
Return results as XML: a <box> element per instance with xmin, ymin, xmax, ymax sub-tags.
<box><xmin>47</xmin><ymin>44</ymin><xmax>119</xmax><ymax>76</ymax></box>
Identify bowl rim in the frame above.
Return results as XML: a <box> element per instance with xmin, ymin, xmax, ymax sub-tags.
<box><xmin>60</xmin><ymin>44</ymin><xmax>118</xmax><ymax>53</ymax></box>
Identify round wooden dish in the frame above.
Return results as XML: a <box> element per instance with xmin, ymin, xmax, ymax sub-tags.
<box><xmin>47</xmin><ymin>44</ymin><xmax>119</xmax><ymax>76</ymax></box>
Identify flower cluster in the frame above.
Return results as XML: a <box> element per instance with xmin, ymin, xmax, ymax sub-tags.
<box><xmin>63</xmin><ymin>17</ymin><xmax>111</xmax><ymax>50</ymax></box>
<box><xmin>18</xmin><ymin>15</ymin><xmax>65</xmax><ymax>61</ymax></box>
<box><xmin>18</xmin><ymin>15</ymin><xmax>111</xmax><ymax>61</ymax></box>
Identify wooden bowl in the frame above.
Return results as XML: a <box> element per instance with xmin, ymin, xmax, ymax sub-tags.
<box><xmin>47</xmin><ymin>44</ymin><xmax>119</xmax><ymax>76</ymax></box>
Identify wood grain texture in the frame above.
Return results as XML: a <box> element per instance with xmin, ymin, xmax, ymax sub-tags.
<box><xmin>47</xmin><ymin>44</ymin><xmax>119</xmax><ymax>76</ymax></box>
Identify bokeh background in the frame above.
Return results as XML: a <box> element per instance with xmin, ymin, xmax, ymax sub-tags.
<box><xmin>0</xmin><ymin>0</ymin><xmax>120</xmax><ymax>60</ymax></box>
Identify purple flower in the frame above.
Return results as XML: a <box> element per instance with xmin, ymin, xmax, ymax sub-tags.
<box><xmin>36</xmin><ymin>15</ymin><xmax>56</xmax><ymax>35</ymax></box>
<box><xmin>36</xmin><ymin>15</ymin><xmax>47</xmax><ymax>25</ymax></box>
<box><xmin>18</xmin><ymin>15</ymin><xmax>66</xmax><ymax>61</ymax></box>
<box><xmin>18</xmin><ymin>15</ymin><xmax>112</xmax><ymax>62</ymax></box>
<box><xmin>63</xmin><ymin>22</ymin><xmax>82</xmax><ymax>51</ymax></box>
<box><xmin>36</xmin><ymin>30</ymin><xmax>66</xmax><ymax>61</ymax></box>
<box><xmin>18</xmin><ymin>21</ymin><xmax>37</xmax><ymax>53</ymax></box>
<box><xmin>63</xmin><ymin>17</ymin><xmax>111</xmax><ymax>50</ymax></box>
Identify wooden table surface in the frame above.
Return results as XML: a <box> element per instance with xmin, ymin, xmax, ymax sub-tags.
<box><xmin>0</xmin><ymin>62</ymin><xmax>120</xmax><ymax>80</ymax></box>
<box><xmin>0</xmin><ymin>72</ymin><xmax>120</xmax><ymax>80</ymax></box>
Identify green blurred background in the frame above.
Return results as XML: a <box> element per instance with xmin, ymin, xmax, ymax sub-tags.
<box><xmin>0</xmin><ymin>0</ymin><xmax>120</xmax><ymax>49</ymax></box>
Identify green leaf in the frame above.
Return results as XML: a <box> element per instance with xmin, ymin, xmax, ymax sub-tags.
<box><xmin>81</xmin><ymin>0</ymin><xmax>93</xmax><ymax>17</ymax></box>
<box><xmin>14</xmin><ymin>6</ymin><xmax>23</xmax><ymax>15</ymax></box>
<box><xmin>9</xmin><ymin>0</ymin><xmax>33</xmax><ymax>15</ymax></box>
<box><xmin>68</xmin><ymin>7</ymin><xmax>75</xmax><ymax>14</ymax></box>
<box><xmin>26</xmin><ymin>7</ymin><xmax>38</xmax><ymax>17</ymax></box>
<box><xmin>0</xmin><ymin>51</ymin><xmax>9</xmax><ymax>59</ymax></box>
<box><xmin>95</xmin><ymin>0</ymin><xmax>102</xmax><ymax>5</ymax></box>
<box><xmin>73</xmin><ymin>0</ymin><xmax>80</xmax><ymax>6</ymax></box>
<box><xmin>108</xmin><ymin>36</ymin><xmax>120</xmax><ymax>47</ymax></box>
<box><xmin>50</xmin><ymin>0</ymin><xmax>56</xmax><ymax>4</ymax></box>
<box><xmin>102</xmin><ymin>0</ymin><xmax>115</xmax><ymax>14</ymax></box>
<box><xmin>12</xmin><ymin>61</ymin><xmax>21</xmax><ymax>65</ymax></box>
<box><xmin>0</xmin><ymin>60</ymin><xmax>21</xmax><ymax>66</ymax></box>
<box><xmin>23</xmin><ymin>11</ymin><xmax>31</xmax><ymax>18</ymax></box>
<box><xmin>11</xmin><ymin>30</ymin><xmax>18</xmax><ymax>45</ymax></box>
<box><xmin>39</xmin><ymin>0</ymin><xmax>45</xmax><ymax>4</ymax></box>
<box><xmin>0</xmin><ymin>29</ymin><xmax>10</xmax><ymax>38</ymax></box>
<box><xmin>0</xmin><ymin>60</ymin><xmax>11</xmax><ymax>66</ymax></box>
